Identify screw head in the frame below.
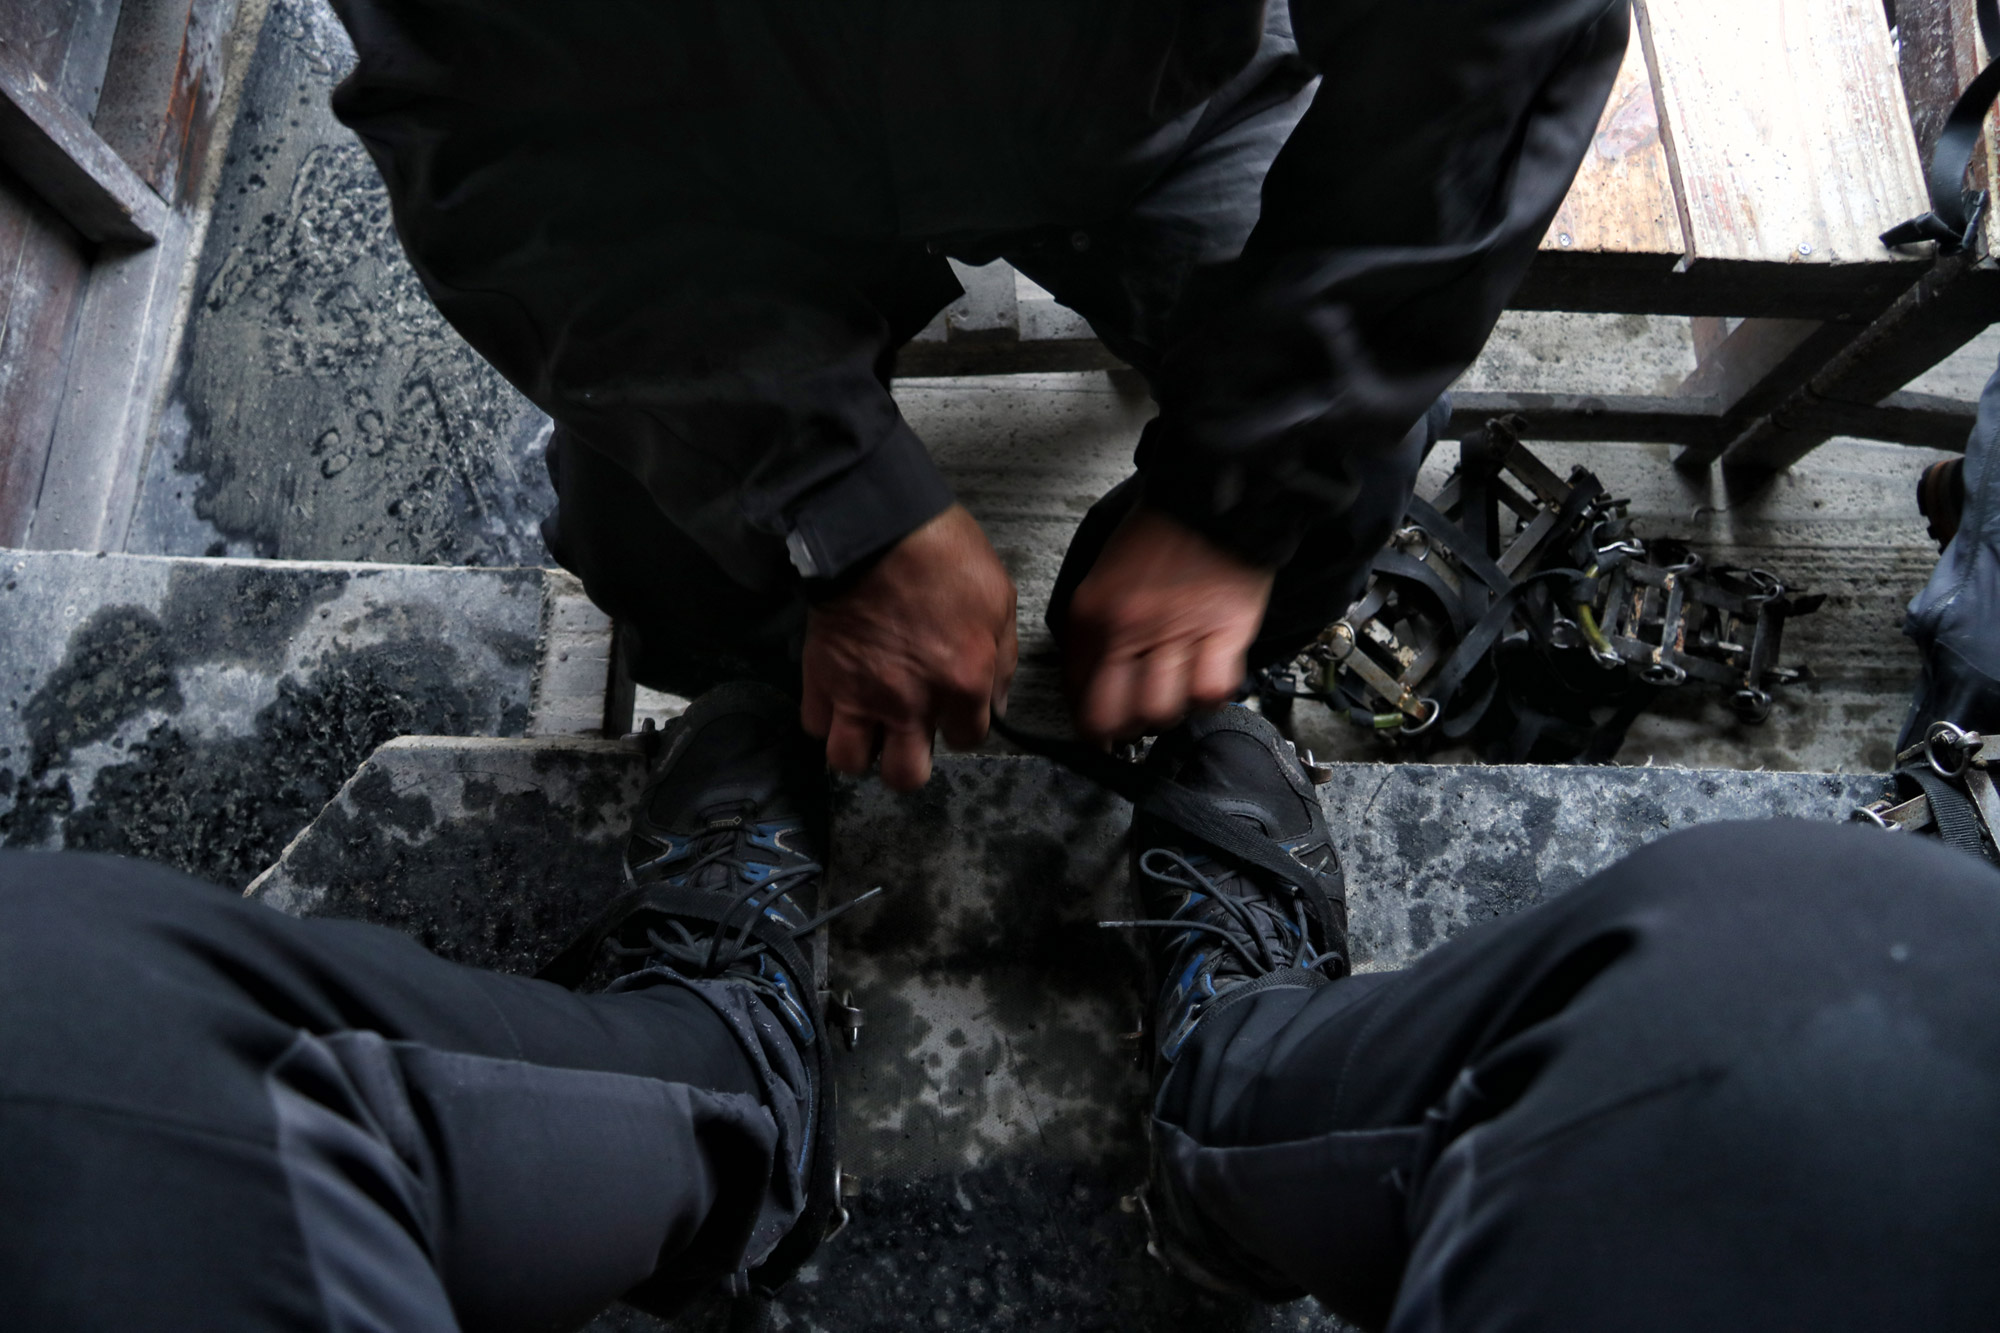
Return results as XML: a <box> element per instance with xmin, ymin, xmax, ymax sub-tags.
<box><xmin>1798</xmin><ymin>242</ymin><xmax>1814</xmax><ymax>256</ymax></box>
<box><xmin>1558</xmin><ymin>232</ymin><xmax>1574</xmax><ymax>247</ymax></box>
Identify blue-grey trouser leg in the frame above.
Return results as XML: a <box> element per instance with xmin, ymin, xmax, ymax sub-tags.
<box><xmin>1155</xmin><ymin>821</ymin><xmax>2000</xmax><ymax>1330</ymax></box>
<box><xmin>0</xmin><ymin>852</ymin><xmax>799</xmax><ymax>1332</ymax></box>
<box><xmin>1903</xmin><ymin>350</ymin><xmax>2000</xmax><ymax>744</ymax></box>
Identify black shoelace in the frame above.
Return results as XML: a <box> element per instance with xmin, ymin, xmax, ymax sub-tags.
<box><xmin>621</xmin><ymin>821</ymin><xmax>880</xmax><ymax>979</ymax></box>
<box><xmin>1101</xmin><ymin>846</ymin><xmax>1339</xmax><ymax>978</ymax></box>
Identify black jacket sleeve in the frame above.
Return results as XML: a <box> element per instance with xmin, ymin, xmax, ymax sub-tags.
<box><xmin>1135</xmin><ymin>0</ymin><xmax>1631</xmax><ymax>568</ymax></box>
<box><xmin>329</xmin><ymin>0</ymin><xmax>959</xmax><ymax>592</ymax></box>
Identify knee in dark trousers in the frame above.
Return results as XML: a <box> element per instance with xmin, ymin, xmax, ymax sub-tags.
<box><xmin>0</xmin><ymin>853</ymin><xmax>784</xmax><ymax>1332</ymax></box>
<box><xmin>1157</xmin><ymin>822</ymin><xmax>2000</xmax><ymax>1330</ymax></box>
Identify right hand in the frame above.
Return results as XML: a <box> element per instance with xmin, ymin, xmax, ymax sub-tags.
<box><xmin>800</xmin><ymin>504</ymin><xmax>1018</xmax><ymax>790</ymax></box>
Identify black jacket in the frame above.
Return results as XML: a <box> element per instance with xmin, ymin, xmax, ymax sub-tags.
<box><xmin>330</xmin><ymin>0</ymin><xmax>1627</xmax><ymax>584</ymax></box>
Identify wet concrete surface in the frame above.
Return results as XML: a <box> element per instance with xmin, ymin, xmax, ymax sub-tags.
<box><xmin>251</xmin><ymin>739</ymin><xmax>1885</xmax><ymax>1330</ymax></box>
<box><xmin>0</xmin><ymin>551</ymin><xmax>542</xmax><ymax>887</ymax></box>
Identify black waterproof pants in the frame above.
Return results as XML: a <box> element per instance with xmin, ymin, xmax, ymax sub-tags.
<box><xmin>0</xmin><ymin>852</ymin><xmax>795</xmax><ymax>1332</ymax></box>
<box><xmin>1159</xmin><ymin>820</ymin><xmax>2000</xmax><ymax>1329</ymax></box>
<box><xmin>9</xmin><ymin>823</ymin><xmax>2000</xmax><ymax>1330</ymax></box>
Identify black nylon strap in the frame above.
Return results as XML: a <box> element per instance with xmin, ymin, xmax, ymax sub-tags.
<box><xmin>1405</xmin><ymin>496</ymin><xmax>1514</xmax><ymax>602</ymax></box>
<box><xmin>1901</xmin><ymin>764</ymin><xmax>1991</xmax><ymax>862</ymax></box>
<box><xmin>1371</xmin><ymin>549</ymin><xmax>1474</xmax><ymax>637</ymax></box>
<box><xmin>1883</xmin><ymin>0</ymin><xmax>2000</xmax><ymax>253</ymax></box>
<box><xmin>1425</xmin><ymin>568</ymin><xmax>1583</xmax><ymax>725</ymax></box>
<box><xmin>990</xmin><ymin>718</ymin><xmax>1346</xmax><ymax>908</ymax></box>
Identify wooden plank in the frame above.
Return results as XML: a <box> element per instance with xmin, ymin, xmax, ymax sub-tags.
<box><xmin>28</xmin><ymin>208</ymin><xmax>194</xmax><ymax>551</ymax></box>
<box><xmin>1542</xmin><ymin>8</ymin><xmax>1684</xmax><ymax>260</ymax></box>
<box><xmin>0</xmin><ymin>0</ymin><xmax>94</xmax><ymax>94</ymax></box>
<box><xmin>1636</xmin><ymin>0</ymin><xmax>1929</xmax><ymax>268</ymax></box>
<box><xmin>0</xmin><ymin>168</ymin><xmax>91</xmax><ymax>545</ymax></box>
<box><xmin>0</xmin><ymin>33</ymin><xmax>165</xmax><ymax>244</ymax></box>
<box><xmin>27</xmin><ymin>0</ymin><xmax>243</xmax><ymax>552</ymax></box>
<box><xmin>49</xmin><ymin>0</ymin><xmax>126</xmax><ymax>117</ymax></box>
<box><xmin>95</xmin><ymin>0</ymin><xmax>235</xmax><ymax>205</ymax></box>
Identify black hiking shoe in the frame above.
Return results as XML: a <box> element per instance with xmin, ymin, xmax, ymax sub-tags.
<box><xmin>1107</xmin><ymin>704</ymin><xmax>1348</xmax><ymax>1297</ymax></box>
<box><xmin>540</xmin><ymin>682</ymin><xmax>872</xmax><ymax>1298</ymax></box>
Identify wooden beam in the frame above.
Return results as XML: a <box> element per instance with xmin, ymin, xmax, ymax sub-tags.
<box><xmin>96</xmin><ymin>0</ymin><xmax>238</xmax><ymax>206</ymax></box>
<box><xmin>1710</xmin><ymin>249</ymin><xmax>2000</xmax><ymax>472</ymax></box>
<box><xmin>1678</xmin><ymin>317</ymin><xmax>1876</xmax><ymax>421</ymax></box>
<box><xmin>0</xmin><ymin>33</ymin><xmax>165</xmax><ymax>245</ymax></box>
<box><xmin>1781</xmin><ymin>389</ymin><xmax>1980</xmax><ymax>450</ymax></box>
<box><xmin>893</xmin><ymin>338</ymin><xmax>1124</xmax><ymax>378</ymax></box>
<box><xmin>1511</xmin><ymin>251</ymin><xmax>1921</xmax><ymax>319</ymax></box>
<box><xmin>1446</xmin><ymin>391</ymin><xmax>1729</xmax><ymax>449</ymax></box>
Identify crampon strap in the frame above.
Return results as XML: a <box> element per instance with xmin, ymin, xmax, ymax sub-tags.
<box><xmin>1882</xmin><ymin>0</ymin><xmax>2000</xmax><ymax>254</ymax></box>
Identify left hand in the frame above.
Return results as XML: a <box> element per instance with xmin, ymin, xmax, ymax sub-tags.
<box><xmin>1062</xmin><ymin>506</ymin><xmax>1275</xmax><ymax>741</ymax></box>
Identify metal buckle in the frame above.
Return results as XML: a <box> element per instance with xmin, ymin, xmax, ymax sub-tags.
<box><xmin>1399</xmin><ymin>698</ymin><xmax>1441</xmax><ymax>736</ymax></box>
<box><xmin>825</xmin><ymin>990</ymin><xmax>864</xmax><ymax>1050</ymax></box>
<box><xmin>1852</xmin><ymin>800</ymin><xmax>1899</xmax><ymax>830</ymax></box>
<box><xmin>1925</xmin><ymin>720</ymin><xmax>1984</xmax><ymax>779</ymax></box>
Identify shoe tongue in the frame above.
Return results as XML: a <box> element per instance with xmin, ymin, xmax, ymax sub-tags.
<box><xmin>1177</xmin><ymin>731</ymin><xmax>1303</xmax><ymax>840</ymax></box>
<box><xmin>648</xmin><ymin>713</ymin><xmax>791</xmax><ymax>827</ymax></box>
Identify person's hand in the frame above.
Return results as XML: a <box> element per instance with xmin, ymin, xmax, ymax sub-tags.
<box><xmin>801</xmin><ymin>504</ymin><xmax>1018</xmax><ymax>790</ymax></box>
<box><xmin>1064</xmin><ymin>506</ymin><xmax>1274</xmax><ymax>741</ymax></box>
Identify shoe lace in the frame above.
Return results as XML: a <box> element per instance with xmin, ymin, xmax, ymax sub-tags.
<box><xmin>616</xmin><ymin>821</ymin><xmax>880</xmax><ymax>980</ymax></box>
<box><xmin>1102</xmin><ymin>846</ymin><xmax>1339</xmax><ymax>978</ymax></box>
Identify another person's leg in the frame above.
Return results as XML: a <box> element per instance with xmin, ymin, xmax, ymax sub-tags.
<box><xmin>1904</xmin><ymin>350</ymin><xmax>2000</xmax><ymax>742</ymax></box>
<box><xmin>1151</xmin><ymin>820</ymin><xmax>2000</xmax><ymax>1330</ymax></box>
<box><xmin>542</xmin><ymin>426</ymin><xmax>805</xmax><ymax>697</ymax></box>
<box><xmin>1</xmin><ymin>690</ymin><xmax>840</xmax><ymax>1330</ymax></box>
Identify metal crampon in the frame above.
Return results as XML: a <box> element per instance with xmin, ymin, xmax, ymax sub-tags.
<box><xmin>1261</xmin><ymin>417</ymin><xmax>1823</xmax><ymax>763</ymax></box>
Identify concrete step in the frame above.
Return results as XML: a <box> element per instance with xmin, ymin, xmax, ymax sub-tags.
<box><xmin>0</xmin><ymin>549</ymin><xmax>635</xmax><ymax>889</ymax></box>
<box><xmin>249</xmin><ymin>737</ymin><xmax>1888</xmax><ymax>1332</ymax></box>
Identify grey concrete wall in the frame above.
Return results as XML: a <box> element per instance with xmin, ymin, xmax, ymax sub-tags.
<box><xmin>124</xmin><ymin>0</ymin><xmax>554</xmax><ymax>566</ymax></box>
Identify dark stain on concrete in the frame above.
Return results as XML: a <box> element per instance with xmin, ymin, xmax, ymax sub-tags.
<box><xmin>22</xmin><ymin>606</ymin><xmax>182</xmax><ymax>761</ymax></box>
<box><xmin>287</xmin><ymin>760</ymin><xmax>627</xmax><ymax>976</ymax></box>
<box><xmin>3</xmin><ymin>607</ymin><xmax>184</xmax><ymax>847</ymax></box>
<box><xmin>778</xmin><ymin>1159</ymin><xmax>1343</xmax><ymax>1333</ymax></box>
<box><xmin>56</xmin><ymin>640</ymin><xmax>492</xmax><ymax>887</ymax></box>
<box><xmin>158</xmin><ymin>563</ymin><xmax>349</xmax><ymax>667</ymax></box>
<box><xmin>534</xmin><ymin>745</ymin><xmax>631</xmax><ymax>838</ymax></box>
